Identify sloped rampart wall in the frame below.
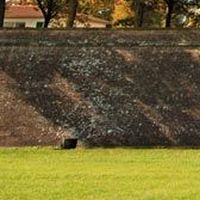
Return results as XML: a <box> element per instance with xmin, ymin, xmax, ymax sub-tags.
<box><xmin>0</xmin><ymin>29</ymin><xmax>200</xmax><ymax>146</ymax></box>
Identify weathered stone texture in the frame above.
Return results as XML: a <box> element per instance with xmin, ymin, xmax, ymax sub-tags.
<box><xmin>0</xmin><ymin>29</ymin><xmax>200</xmax><ymax>146</ymax></box>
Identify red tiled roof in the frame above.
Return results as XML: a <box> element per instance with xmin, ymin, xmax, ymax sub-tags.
<box><xmin>5</xmin><ymin>5</ymin><xmax>43</xmax><ymax>19</ymax></box>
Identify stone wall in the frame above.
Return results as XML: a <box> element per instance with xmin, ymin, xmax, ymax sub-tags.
<box><xmin>0</xmin><ymin>29</ymin><xmax>200</xmax><ymax>147</ymax></box>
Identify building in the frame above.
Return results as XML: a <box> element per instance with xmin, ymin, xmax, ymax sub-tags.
<box><xmin>4</xmin><ymin>5</ymin><xmax>44</xmax><ymax>28</ymax></box>
<box><xmin>50</xmin><ymin>13</ymin><xmax>111</xmax><ymax>28</ymax></box>
<box><xmin>75</xmin><ymin>13</ymin><xmax>111</xmax><ymax>28</ymax></box>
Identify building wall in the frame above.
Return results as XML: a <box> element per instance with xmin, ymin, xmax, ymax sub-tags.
<box><xmin>4</xmin><ymin>18</ymin><xmax>44</xmax><ymax>28</ymax></box>
<box><xmin>75</xmin><ymin>21</ymin><xmax>107</xmax><ymax>28</ymax></box>
<box><xmin>0</xmin><ymin>29</ymin><xmax>200</xmax><ymax>147</ymax></box>
<box><xmin>50</xmin><ymin>18</ymin><xmax>108</xmax><ymax>28</ymax></box>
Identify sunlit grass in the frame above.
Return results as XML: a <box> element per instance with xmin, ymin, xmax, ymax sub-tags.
<box><xmin>0</xmin><ymin>147</ymin><xmax>200</xmax><ymax>200</ymax></box>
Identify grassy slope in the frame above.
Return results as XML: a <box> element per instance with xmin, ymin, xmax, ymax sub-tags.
<box><xmin>0</xmin><ymin>148</ymin><xmax>200</xmax><ymax>200</ymax></box>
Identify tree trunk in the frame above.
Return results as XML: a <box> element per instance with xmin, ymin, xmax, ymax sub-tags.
<box><xmin>165</xmin><ymin>0</ymin><xmax>174</xmax><ymax>28</ymax></box>
<box><xmin>0</xmin><ymin>0</ymin><xmax>6</xmax><ymax>28</ymax></box>
<box><xmin>138</xmin><ymin>3</ymin><xmax>145</xmax><ymax>27</ymax></box>
<box><xmin>44</xmin><ymin>12</ymin><xmax>52</xmax><ymax>28</ymax></box>
<box><xmin>134</xmin><ymin>0</ymin><xmax>145</xmax><ymax>28</ymax></box>
<box><xmin>67</xmin><ymin>0</ymin><xmax>78</xmax><ymax>28</ymax></box>
<box><xmin>44</xmin><ymin>18</ymin><xmax>51</xmax><ymax>28</ymax></box>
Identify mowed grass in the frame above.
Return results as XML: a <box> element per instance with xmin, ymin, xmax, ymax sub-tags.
<box><xmin>0</xmin><ymin>148</ymin><xmax>200</xmax><ymax>200</ymax></box>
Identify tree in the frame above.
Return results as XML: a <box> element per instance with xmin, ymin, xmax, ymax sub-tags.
<box><xmin>112</xmin><ymin>0</ymin><xmax>133</xmax><ymax>27</ymax></box>
<box><xmin>164</xmin><ymin>0</ymin><xmax>174</xmax><ymax>27</ymax></box>
<box><xmin>113</xmin><ymin>0</ymin><xmax>199</xmax><ymax>28</ymax></box>
<box><xmin>66</xmin><ymin>0</ymin><xmax>78</xmax><ymax>28</ymax></box>
<box><xmin>132</xmin><ymin>0</ymin><xmax>146</xmax><ymax>27</ymax></box>
<box><xmin>79</xmin><ymin>0</ymin><xmax>114</xmax><ymax>21</ymax></box>
<box><xmin>0</xmin><ymin>0</ymin><xmax>6</xmax><ymax>28</ymax></box>
<box><xmin>163</xmin><ymin>0</ymin><xmax>198</xmax><ymax>28</ymax></box>
<box><xmin>187</xmin><ymin>0</ymin><xmax>200</xmax><ymax>27</ymax></box>
<box><xmin>129</xmin><ymin>0</ymin><xmax>161</xmax><ymax>28</ymax></box>
<box><xmin>36</xmin><ymin>0</ymin><xmax>62</xmax><ymax>28</ymax></box>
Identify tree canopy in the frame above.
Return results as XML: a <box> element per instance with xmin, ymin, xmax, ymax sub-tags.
<box><xmin>1</xmin><ymin>0</ymin><xmax>200</xmax><ymax>28</ymax></box>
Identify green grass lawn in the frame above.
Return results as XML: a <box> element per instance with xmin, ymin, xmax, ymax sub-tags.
<box><xmin>0</xmin><ymin>148</ymin><xmax>200</xmax><ymax>200</ymax></box>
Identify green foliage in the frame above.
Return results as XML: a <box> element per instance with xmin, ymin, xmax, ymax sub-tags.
<box><xmin>78</xmin><ymin>0</ymin><xmax>114</xmax><ymax>20</ymax></box>
<box><xmin>1</xmin><ymin>148</ymin><xmax>200</xmax><ymax>200</ymax></box>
